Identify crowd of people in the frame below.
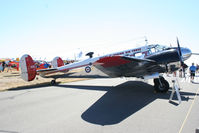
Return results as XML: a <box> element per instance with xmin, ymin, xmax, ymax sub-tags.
<box><xmin>172</xmin><ymin>63</ymin><xmax>199</xmax><ymax>80</ymax></box>
<box><xmin>0</xmin><ymin>61</ymin><xmax>12</xmax><ymax>72</ymax></box>
<box><xmin>0</xmin><ymin>59</ymin><xmax>73</xmax><ymax>73</ymax></box>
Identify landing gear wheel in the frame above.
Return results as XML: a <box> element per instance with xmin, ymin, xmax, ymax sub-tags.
<box><xmin>51</xmin><ymin>80</ymin><xmax>56</xmax><ymax>85</ymax></box>
<box><xmin>154</xmin><ymin>77</ymin><xmax>169</xmax><ymax>93</ymax></box>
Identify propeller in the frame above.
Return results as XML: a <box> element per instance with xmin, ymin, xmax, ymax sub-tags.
<box><xmin>177</xmin><ymin>37</ymin><xmax>182</xmax><ymax>57</ymax></box>
<box><xmin>176</xmin><ymin>37</ymin><xmax>186</xmax><ymax>77</ymax></box>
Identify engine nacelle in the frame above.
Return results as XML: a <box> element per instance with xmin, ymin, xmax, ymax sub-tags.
<box><xmin>143</xmin><ymin>72</ymin><xmax>159</xmax><ymax>80</ymax></box>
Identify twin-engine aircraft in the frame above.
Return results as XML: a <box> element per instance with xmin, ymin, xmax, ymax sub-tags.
<box><xmin>19</xmin><ymin>38</ymin><xmax>192</xmax><ymax>92</ymax></box>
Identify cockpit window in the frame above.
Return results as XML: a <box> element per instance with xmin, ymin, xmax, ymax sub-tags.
<box><xmin>148</xmin><ymin>44</ymin><xmax>168</xmax><ymax>54</ymax></box>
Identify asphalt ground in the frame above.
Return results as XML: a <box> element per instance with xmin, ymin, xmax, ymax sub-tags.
<box><xmin>0</xmin><ymin>76</ymin><xmax>198</xmax><ymax>133</ymax></box>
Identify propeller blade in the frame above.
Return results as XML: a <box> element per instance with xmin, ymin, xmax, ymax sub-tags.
<box><xmin>176</xmin><ymin>37</ymin><xmax>186</xmax><ymax>77</ymax></box>
<box><xmin>177</xmin><ymin>37</ymin><xmax>182</xmax><ymax>57</ymax></box>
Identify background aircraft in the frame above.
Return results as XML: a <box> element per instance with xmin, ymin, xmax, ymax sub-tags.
<box><xmin>19</xmin><ymin>38</ymin><xmax>192</xmax><ymax>92</ymax></box>
<box><xmin>0</xmin><ymin>58</ymin><xmax>20</xmax><ymax>71</ymax></box>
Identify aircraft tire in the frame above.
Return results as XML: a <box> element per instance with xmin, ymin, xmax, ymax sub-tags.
<box><xmin>154</xmin><ymin>77</ymin><xmax>169</xmax><ymax>93</ymax></box>
<box><xmin>51</xmin><ymin>80</ymin><xmax>56</xmax><ymax>86</ymax></box>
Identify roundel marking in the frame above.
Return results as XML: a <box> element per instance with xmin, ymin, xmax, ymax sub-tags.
<box><xmin>85</xmin><ymin>66</ymin><xmax>91</xmax><ymax>73</ymax></box>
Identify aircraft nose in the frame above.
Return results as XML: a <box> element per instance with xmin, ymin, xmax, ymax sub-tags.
<box><xmin>181</xmin><ymin>47</ymin><xmax>192</xmax><ymax>61</ymax></box>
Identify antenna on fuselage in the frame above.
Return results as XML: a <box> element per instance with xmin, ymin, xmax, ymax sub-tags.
<box><xmin>170</xmin><ymin>43</ymin><xmax>172</xmax><ymax>47</ymax></box>
<box><xmin>144</xmin><ymin>36</ymin><xmax>148</xmax><ymax>46</ymax></box>
<box><xmin>86</xmin><ymin>52</ymin><xmax>94</xmax><ymax>58</ymax></box>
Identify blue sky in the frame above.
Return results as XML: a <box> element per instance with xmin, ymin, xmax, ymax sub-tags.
<box><xmin>0</xmin><ymin>0</ymin><xmax>199</xmax><ymax>63</ymax></box>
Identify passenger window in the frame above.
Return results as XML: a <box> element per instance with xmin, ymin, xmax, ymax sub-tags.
<box><xmin>135</xmin><ymin>52</ymin><xmax>144</xmax><ymax>58</ymax></box>
<box><xmin>151</xmin><ymin>48</ymin><xmax>156</xmax><ymax>53</ymax></box>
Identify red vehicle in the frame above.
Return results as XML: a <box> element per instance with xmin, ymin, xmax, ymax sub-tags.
<box><xmin>9</xmin><ymin>61</ymin><xmax>19</xmax><ymax>71</ymax></box>
<box><xmin>35</xmin><ymin>61</ymin><xmax>51</xmax><ymax>70</ymax></box>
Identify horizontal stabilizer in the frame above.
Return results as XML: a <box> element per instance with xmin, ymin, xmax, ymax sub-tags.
<box><xmin>37</xmin><ymin>68</ymin><xmax>57</xmax><ymax>72</ymax></box>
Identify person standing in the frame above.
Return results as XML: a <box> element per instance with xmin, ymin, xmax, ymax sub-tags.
<box><xmin>189</xmin><ymin>63</ymin><xmax>196</xmax><ymax>80</ymax></box>
<box><xmin>182</xmin><ymin>63</ymin><xmax>188</xmax><ymax>78</ymax></box>
<box><xmin>179</xmin><ymin>68</ymin><xmax>182</xmax><ymax>78</ymax></box>
<box><xmin>2</xmin><ymin>61</ymin><xmax>6</xmax><ymax>72</ymax></box>
<box><xmin>7</xmin><ymin>61</ymin><xmax>12</xmax><ymax>72</ymax></box>
<box><xmin>0</xmin><ymin>62</ymin><xmax>3</xmax><ymax>72</ymax></box>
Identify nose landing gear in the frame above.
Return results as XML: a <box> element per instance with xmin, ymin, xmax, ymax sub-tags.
<box><xmin>51</xmin><ymin>79</ymin><xmax>57</xmax><ymax>85</ymax></box>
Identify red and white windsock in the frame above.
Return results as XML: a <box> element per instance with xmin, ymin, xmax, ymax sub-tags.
<box><xmin>19</xmin><ymin>54</ymin><xmax>37</xmax><ymax>81</ymax></box>
<box><xmin>52</xmin><ymin>57</ymin><xmax>64</xmax><ymax>68</ymax></box>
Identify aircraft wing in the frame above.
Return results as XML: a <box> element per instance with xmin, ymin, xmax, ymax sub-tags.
<box><xmin>93</xmin><ymin>56</ymin><xmax>164</xmax><ymax>78</ymax></box>
<box><xmin>19</xmin><ymin>54</ymin><xmax>164</xmax><ymax>82</ymax></box>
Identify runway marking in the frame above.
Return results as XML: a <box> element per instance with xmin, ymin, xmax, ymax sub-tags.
<box><xmin>178</xmin><ymin>87</ymin><xmax>199</xmax><ymax>133</ymax></box>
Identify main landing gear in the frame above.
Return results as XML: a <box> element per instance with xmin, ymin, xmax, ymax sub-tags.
<box><xmin>153</xmin><ymin>76</ymin><xmax>169</xmax><ymax>93</ymax></box>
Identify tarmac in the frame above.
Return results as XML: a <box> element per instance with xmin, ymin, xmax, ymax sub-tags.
<box><xmin>0</xmin><ymin>76</ymin><xmax>198</xmax><ymax>133</ymax></box>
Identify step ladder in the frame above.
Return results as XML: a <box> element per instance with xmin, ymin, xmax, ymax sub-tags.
<box><xmin>169</xmin><ymin>79</ymin><xmax>182</xmax><ymax>104</ymax></box>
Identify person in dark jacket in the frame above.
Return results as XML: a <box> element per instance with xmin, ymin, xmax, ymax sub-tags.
<box><xmin>2</xmin><ymin>61</ymin><xmax>6</xmax><ymax>72</ymax></box>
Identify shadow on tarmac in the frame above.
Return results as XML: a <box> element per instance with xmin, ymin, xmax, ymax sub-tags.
<box><xmin>57</xmin><ymin>81</ymin><xmax>197</xmax><ymax>125</ymax></box>
<box><xmin>8</xmin><ymin>82</ymin><xmax>58</xmax><ymax>91</ymax></box>
<box><xmin>0</xmin><ymin>130</ymin><xmax>18</xmax><ymax>133</ymax></box>
<box><xmin>7</xmin><ymin>74</ymin><xmax>108</xmax><ymax>91</ymax></box>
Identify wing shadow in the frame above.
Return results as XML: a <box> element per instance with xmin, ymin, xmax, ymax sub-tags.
<box><xmin>80</xmin><ymin>81</ymin><xmax>157</xmax><ymax>125</ymax></box>
<box><xmin>58</xmin><ymin>81</ymin><xmax>197</xmax><ymax>125</ymax></box>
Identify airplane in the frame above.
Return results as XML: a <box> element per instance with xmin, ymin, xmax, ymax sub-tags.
<box><xmin>34</xmin><ymin>61</ymin><xmax>51</xmax><ymax>70</ymax></box>
<box><xmin>19</xmin><ymin>38</ymin><xmax>192</xmax><ymax>92</ymax></box>
<box><xmin>9</xmin><ymin>61</ymin><xmax>20</xmax><ymax>71</ymax></box>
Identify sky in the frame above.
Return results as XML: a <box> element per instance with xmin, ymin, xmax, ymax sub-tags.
<box><xmin>0</xmin><ymin>0</ymin><xmax>199</xmax><ymax>64</ymax></box>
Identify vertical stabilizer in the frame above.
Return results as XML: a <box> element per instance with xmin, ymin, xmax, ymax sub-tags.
<box><xmin>52</xmin><ymin>57</ymin><xmax>64</xmax><ymax>68</ymax></box>
<box><xmin>20</xmin><ymin>54</ymin><xmax>36</xmax><ymax>81</ymax></box>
